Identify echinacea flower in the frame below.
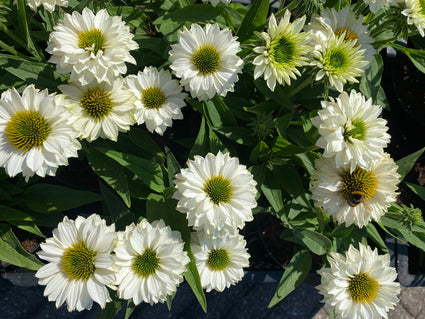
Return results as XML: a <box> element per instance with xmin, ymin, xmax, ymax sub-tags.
<box><xmin>311</xmin><ymin>153</ymin><xmax>400</xmax><ymax>227</ymax></box>
<box><xmin>317</xmin><ymin>243</ymin><xmax>400</xmax><ymax>319</ymax></box>
<box><xmin>0</xmin><ymin>85</ymin><xmax>80</xmax><ymax>181</ymax></box>
<box><xmin>402</xmin><ymin>0</ymin><xmax>425</xmax><ymax>36</ymax></box>
<box><xmin>173</xmin><ymin>151</ymin><xmax>257</xmax><ymax>234</ymax></box>
<box><xmin>169</xmin><ymin>23</ymin><xmax>243</xmax><ymax>101</ymax></box>
<box><xmin>114</xmin><ymin>219</ymin><xmax>190</xmax><ymax>305</ymax></box>
<box><xmin>363</xmin><ymin>0</ymin><xmax>393</xmax><ymax>13</ymax></box>
<box><xmin>253</xmin><ymin>12</ymin><xmax>311</xmax><ymax>91</ymax></box>
<box><xmin>311</xmin><ymin>90</ymin><xmax>390</xmax><ymax>171</ymax></box>
<box><xmin>35</xmin><ymin>214</ymin><xmax>117</xmax><ymax>312</ymax></box>
<box><xmin>59</xmin><ymin>77</ymin><xmax>135</xmax><ymax>142</ymax></box>
<box><xmin>26</xmin><ymin>0</ymin><xmax>68</xmax><ymax>12</ymax></box>
<box><xmin>126</xmin><ymin>66</ymin><xmax>187</xmax><ymax>135</ymax></box>
<box><xmin>305</xmin><ymin>6</ymin><xmax>377</xmax><ymax>64</ymax></box>
<box><xmin>47</xmin><ymin>7</ymin><xmax>138</xmax><ymax>85</ymax></box>
<box><xmin>191</xmin><ymin>230</ymin><xmax>250</xmax><ymax>292</ymax></box>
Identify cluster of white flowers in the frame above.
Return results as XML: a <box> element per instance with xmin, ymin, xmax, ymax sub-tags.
<box><xmin>174</xmin><ymin>151</ymin><xmax>255</xmax><ymax>292</ymax></box>
<box><xmin>36</xmin><ymin>214</ymin><xmax>190</xmax><ymax>311</ymax></box>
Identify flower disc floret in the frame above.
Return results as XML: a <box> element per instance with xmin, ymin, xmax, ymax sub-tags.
<box><xmin>403</xmin><ymin>0</ymin><xmax>425</xmax><ymax>36</ymax></box>
<box><xmin>61</xmin><ymin>241</ymin><xmax>96</xmax><ymax>281</ymax></box>
<box><xmin>80</xmin><ymin>87</ymin><xmax>114</xmax><ymax>120</ymax></box>
<box><xmin>253</xmin><ymin>12</ymin><xmax>311</xmax><ymax>91</ymax></box>
<box><xmin>0</xmin><ymin>85</ymin><xmax>80</xmax><ymax>181</ymax></box>
<box><xmin>317</xmin><ymin>244</ymin><xmax>400</xmax><ymax>319</ymax></box>
<box><xmin>47</xmin><ymin>7</ymin><xmax>138</xmax><ymax>85</ymax></box>
<box><xmin>169</xmin><ymin>23</ymin><xmax>243</xmax><ymax>101</ymax></box>
<box><xmin>173</xmin><ymin>151</ymin><xmax>257</xmax><ymax>234</ymax></box>
<box><xmin>132</xmin><ymin>248</ymin><xmax>160</xmax><ymax>278</ymax></box>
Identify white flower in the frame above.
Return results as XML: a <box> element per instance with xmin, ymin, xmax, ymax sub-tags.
<box><xmin>0</xmin><ymin>85</ymin><xmax>80</xmax><ymax>182</ymax></box>
<box><xmin>305</xmin><ymin>6</ymin><xmax>377</xmax><ymax>64</ymax></box>
<box><xmin>317</xmin><ymin>243</ymin><xmax>400</xmax><ymax>319</ymax></box>
<box><xmin>26</xmin><ymin>0</ymin><xmax>68</xmax><ymax>12</ymax></box>
<box><xmin>173</xmin><ymin>151</ymin><xmax>257</xmax><ymax>235</ymax></box>
<box><xmin>311</xmin><ymin>153</ymin><xmax>400</xmax><ymax>228</ymax></box>
<box><xmin>169</xmin><ymin>23</ymin><xmax>243</xmax><ymax>101</ymax></box>
<box><xmin>311</xmin><ymin>90</ymin><xmax>390</xmax><ymax>172</ymax></box>
<box><xmin>191</xmin><ymin>230</ymin><xmax>250</xmax><ymax>292</ymax></box>
<box><xmin>59</xmin><ymin>77</ymin><xmax>136</xmax><ymax>142</ymax></box>
<box><xmin>35</xmin><ymin>214</ymin><xmax>117</xmax><ymax>312</ymax></box>
<box><xmin>253</xmin><ymin>12</ymin><xmax>311</xmax><ymax>91</ymax></box>
<box><xmin>363</xmin><ymin>0</ymin><xmax>393</xmax><ymax>13</ymax></box>
<box><xmin>114</xmin><ymin>219</ymin><xmax>190</xmax><ymax>305</ymax></box>
<box><xmin>402</xmin><ymin>0</ymin><xmax>425</xmax><ymax>36</ymax></box>
<box><xmin>126</xmin><ymin>66</ymin><xmax>187</xmax><ymax>135</ymax></box>
<box><xmin>310</xmin><ymin>30</ymin><xmax>369</xmax><ymax>92</ymax></box>
<box><xmin>46</xmin><ymin>7</ymin><xmax>138</xmax><ymax>85</ymax></box>
<box><xmin>201</xmin><ymin>0</ymin><xmax>231</xmax><ymax>6</ymax></box>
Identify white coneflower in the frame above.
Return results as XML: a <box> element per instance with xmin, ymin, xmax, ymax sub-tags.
<box><xmin>191</xmin><ymin>230</ymin><xmax>250</xmax><ymax>292</ymax></box>
<box><xmin>253</xmin><ymin>12</ymin><xmax>311</xmax><ymax>91</ymax></box>
<box><xmin>47</xmin><ymin>7</ymin><xmax>138</xmax><ymax>85</ymax></box>
<box><xmin>59</xmin><ymin>77</ymin><xmax>135</xmax><ymax>142</ymax></box>
<box><xmin>363</xmin><ymin>0</ymin><xmax>393</xmax><ymax>13</ymax></box>
<box><xmin>317</xmin><ymin>243</ymin><xmax>400</xmax><ymax>319</ymax></box>
<box><xmin>169</xmin><ymin>23</ymin><xmax>243</xmax><ymax>101</ymax></box>
<box><xmin>311</xmin><ymin>90</ymin><xmax>390</xmax><ymax>171</ymax></box>
<box><xmin>305</xmin><ymin>6</ymin><xmax>377</xmax><ymax>64</ymax></box>
<box><xmin>173</xmin><ymin>151</ymin><xmax>257</xmax><ymax>235</ymax></box>
<box><xmin>0</xmin><ymin>85</ymin><xmax>80</xmax><ymax>181</ymax></box>
<box><xmin>310</xmin><ymin>30</ymin><xmax>368</xmax><ymax>92</ymax></box>
<box><xmin>26</xmin><ymin>0</ymin><xmax>68</xmax><ymax>12</ymax></box>
<box><xmin>126</xmin><ymin>66</ymin><xmax>187</xmax><ymax>135</ymax></box>
<box><xmin>311</xmin><ymin>153</ymin><xmax>400</xmax><ymax>228</ymax></box>
<box><xmin>402</xmin><ymin>0</ymin><xmax>425</xmax><ymax>36</ymax></box>
<box><xmin>35</xmin><ymin>214</ymin><xmax>117</xmax><ymax>312</ymax></box>
<box><xmin>114</xmin><ymin>219</ymin><xmax>190</xmax><ymax>305</ymax></box>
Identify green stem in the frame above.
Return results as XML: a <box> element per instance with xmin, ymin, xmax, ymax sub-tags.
<box><xmin>377</xmin><ymin>221</ymin><xmax>409</xmax><ymax>245</ymax></box>
<box><xmin>48</xmin><ymin>11</ymin><xmax>56</xmax><ymax>30</ymax></box>
<box><xmin>289</xmin><ymin>75</ymin><xmax>313</xmax><ymax>97</ymax></box>
<box><xmin>275</xmin><ymin>0</ymin><xmax>298</xmax><ymax>19</ymax></box>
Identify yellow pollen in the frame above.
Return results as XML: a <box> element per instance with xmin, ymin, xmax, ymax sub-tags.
<box><xmin>61</xmin><ymin>241</ymin><xmax>96</xmax><ymax>281</ymax></box>
<box><xmin>142</xmin><ymin>87</ymin><xmax>167</xmax><ymax>109</ymax></box>
<box><xmin>341</xmin><ymin>167</ymin><xmax>378</xmax><ymax>202</ymax></box>
<box><xmin>192</xmin><ymin>45</ymin><xmax>221</xmax><ymax>75</ymax></box>
<box><xmin>348</xmin><ymin>273</ymin><xmax>379</xmax><ymax>303</ymax></box>
<box><xmin>80</xmin><ymin>87</ymin><xmax>114</xmax><ymax>120</ymax></box>
<box><xmin>335</xmin><ymin>28</ymin><xmax>359</xmax><ymax>45</ymax></box>
<box><xmin>78</xmin><ymin>28</ymin><xmax>106</xmax><ymax>55</ymax></box>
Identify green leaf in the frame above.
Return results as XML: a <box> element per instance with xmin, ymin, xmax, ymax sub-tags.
<box><xmin>405</xmin><ymin>182</ymin><xmax>425</xmax><ymax>202</ymax></box>
<box><xmin>275</xmin><ymin>113</ymin><xmax>293</xmax><ymax>138</ymax></box>
<box><xmin>275</xmin><ymin>165</ymin><xmax>305</xmax><ymax>197</ymax></box>
<box><xmin>155</xmin><ymin>4</ymin><xmax>223</xmax><ymax>24</ymax></box>
<box><xmin>271</xmin><ymin>136</ymin><xmax>308</xmax><ymax>157</ymax></box>
<box><xmin>0</xmin><ymin>225</ymin><xmax>43</xmax><ymax>270</ymax></box>
<box><xmin>215</xmin><ymin>126</ymin><xmax>256</xmax><ymax>145</ymax></box>
<box><xmin>165</xmin><ymin>146</ymin><xmax>181</xmax><ymax>187</ymax></box>
<box><xmin>0</xmin><ymin>205</ymin><xmax>35</xmax><ymax>221</ymax></box>
<box><xmin>268</xmin><ymin>249</ymin><xmax>312</xmax><ymax>308</ymax></box>
<box><xmin>23</xmin><ymin>184</ymin><xmax>101</xmax><ymax>213</ymax></box>
<box><xmin>9</xmin><ymin>221</ymin><xmax>45</xmax><ymax>238</ymax></box>
<box><xmin>236</xmin><ymin>0</ymin><xmax>269</xmax><ymax>42</ymax></box>
<box><xmin>189</xmin><ymin>116</ymin><xmax>210</xmax><ymax>158</ymax></box>
<box><xmin>128</xmin><ymin>127</ymin><xmax>162</xmax><ymax>156</ymax></box>
<box><xmin>250</xmin><ymin>140</ymin><xmax>271</xmax><ymax>162</ymax></box>
<box><xmin>95</xmin><ymin>291</ymin><xmax>125</xmax><ymax>319</ymax></box>
<box><xmin>204</xmin><ymin>96</ymin><xmax>237</xmax><ymax>128</ymax></box>
<box><xmin>293</xmin><ymin>228</ymin><xmax>332</xmax><ymax>255</ymax></box>
<box><xmin>392</xmin><ymin>43</ymin><xmax>425</xmax><ymax>74</ymax></box>
<box><xmin>98</xmin><ymin>148</ymin><xmax>165</xmax><ymax>193</ymax></box>
<box><xmin>365</xmin><ymin>223</ymin><xmax>388</xmax><ymax>253</ymax></box>
<box><xmin>124</xmin><ymin>301</ymin><xmax>136</xmax><ymax>319</ymax></box>
<box><xmin>396</xmin><ymin>147</ymin><xmax>425</xmax><ymax>181</ymax></box>
<box><xmin>359</xmin><ymin>54</ymin><xmax>384</xmax><ymax>103</ymax></box>
<box><xmin>86</xmin><ymin>145</ymin><xmax>131</xmax><ymax>208</ymax></box>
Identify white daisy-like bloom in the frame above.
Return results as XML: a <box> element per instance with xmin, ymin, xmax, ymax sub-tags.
<box><xmin>305</xmin><ymin>6</ymin><xmax>377</xmax><ymax>64</ymax></box>
<box><xmin>0</xmin><ymin>85</ymin><xmax>80</xmax><ymax>182</ymax></box>
<box><xmin>317</xmin><ymin>243</ymin><xmax>400</xmax><ymax>319</ymax></box>
<box><xmin>173</xmin><ymin>151</ymin><xmax>257</xmax><ymax>235</ymax></box>
<box><xmin>310</xmin><ymin>30</ymin><xmax>369</xmax><ymax>92</ymax></box>
<box><xmin>126</xmin><ymin>66</ymin><xmax>187</xmax><ymax>135</ymax></box>
<box><xmin>191</xmin><ymin>230</ymin><xmax>250</xmax><ymax>292</ymax></box>
<box><xmin>35</xmin><ymin>214</ymin><xmax>117</xmax><ymax>312</ymax></box>
<box><xmin>363</xmin><ymin>0</ymin><xmax>393</xmax><ymax>13</ymax></box>
<box><xmin>169</xmin><ymin>23</ymin><xmax>243</xmax><ymax>101</ymax></box>
<box><xmin>59</xmin><ymin>77</ymin><xmax>136</xmax><ymax>142</ymax></box>
<box><xmin>253</xmin><ymin>12</ymin><xmax>311</xmax><ymax>91</ymax></box>
<box><xmin>46</xmin><ymin>7</ymin><xmax>138</xmax><ymax>85</ymax></box>
<box><xmin>402</xmin><ymin>0</ymin><xmax>425</xmax><ymax>36</ymax></box>
<box><xmin>26</xmin><ymin>0</ymin><xmax>68</xmax><ymax>12</ymax></box>
<box><xmin>114</xmin><ymin>219</ymin><xmax>190</xmax><ymax>305</ymax></box>
<box><xmin>311</xmin><ymin>153</ymin><xmax>400</xmax><ymax>228</ymax></box>
<box><xmin>201</xmin><ymin>0</ymin><xmax>231</xmax><ymax>6</ymax></box>
<box><xmin>311</xmin><ymin>90</ymin><xmax>390</xmax><ymax>172</ymax></box>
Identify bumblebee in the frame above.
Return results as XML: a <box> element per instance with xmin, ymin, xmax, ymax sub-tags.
<box><xmin>347</xmin><ymin>190</ymin><xmax>365</xmax><ymax>207</ymax></box>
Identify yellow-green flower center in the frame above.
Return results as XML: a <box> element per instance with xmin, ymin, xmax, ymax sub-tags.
<box><xmin>61</xmin><ymin>241</ymin><xmax>96</xmax><ymax>281</ymax></box>
<box><xmin>341</xmin><ymin>167</ymin><xmax>378</xmax><ymax>206</ymax></box>
<box><xmin>343</xmin><ymin>118</ymin><xmax>366</xmax><ymax>142</ymax></box>
<box><xmin>326</xmin><ymin>49</ymin><xmax>347</xmax><ymax>71</ymax></box>
<box><xmin>204</xmin><ymin>175</ymin><xmax>233</xmax><ymax>205</ymax></box>
<box><xmin>132</xmin><ymin>248</ymin><xmax>160</xmax><ymax>278</ymax></box>
<box><xmin>335</xmin><ymin>28</ymin><xmax>358</xmax><ymax>45</ymax></box>
<box><xmin>80</xmin><ymin>87</ymin><xmax>114</xmax><ymax>120</ymax></box>
<box><xmin>348</xmin><ymin>273</ymin><xmax>379</xmax><ymax>304</ymax></box>
<box><xmin>207</xmin><ymin>248</ymin><xmax>230</xmax><ymax>271</ymax></box>
<box><xmin>192</xmin><ymin>45</ymin><xmax>221</xmax><ymax>75</ymax></box>
<box><xmin>419</xmin><ymin>0</ymin><xmax>425</xmax><ymax>16</ymax></box>
<box><xmin>271</xmin><ymin>36</ymin><xmax>295</xmax><ymax>65</ymax></box>
<box><xmin>78</xmin><ymin>28</ymin><xmax>106</xmax><ymax>55</ymax></box>
<box><xmin>5</xmin><ymin>110</ymin><xmax>51</xmax><ymax>151</ymax></box>
<box><xmin>142</xmin><ymin>87</ymin><xmax>166</xmax><ymax>109</ymax></box>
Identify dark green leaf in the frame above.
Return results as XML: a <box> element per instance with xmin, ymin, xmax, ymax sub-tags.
<box><xmin>272</xmin><ymin>136</ymin><xmax>308</xmax><ymax>157</ymax></box>
<box><xmin>0</xmin><ymin>205</ymin><xmax>35</xmax><ymax>221</ymax></box>
<box><xmin>293</xmin><ymin>228</ymin><xmax>332</xmax><ymax>255</ymax></box>
<box><xmin>359</xmin><ymin>54</ymin><xmax>384</xmax><ymax>103</ymax></box>
<box><xmin>392</xmin><ymin>43</ymin><xmax>425</xmax><ymax>74</ymax></box>
<box><xmin>365</xmin><ymin>223</ymin><xmax>388</xmax><ymax>253</ymax></box>
<box><xmin>405</xmin><ymin>182</ymin><xmax>425</xmax><ymax>202</ymax></box>
<box><xmin>165</xmin><ymin>146</ymin><xmax>181</xmax><ymax>188</ymax></box>
<box><xmin>396</xmin><ymin>147</ymin><xmax>425</xmax><ymax>181</ymax></box>
<box><xmin>237</xmin><ymin>0</ymin><xmax>269</xmax><ymax>42</ymax></box>
<box><xmin>189</xmin><ymin>117</ymin><xmax>210</xmax><ymax>158</ymax></box>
